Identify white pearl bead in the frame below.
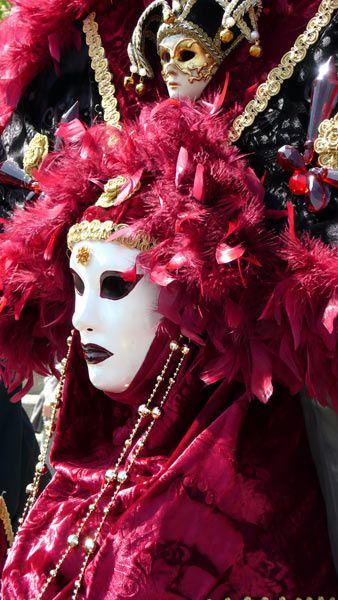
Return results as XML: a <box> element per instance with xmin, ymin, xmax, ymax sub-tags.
<box><xmin>130</xmin><ymin>64</ymin><xmax>137</xmax><ymax>74</ymax></box>
<box><xmin>139</xmin><ymin>67</ymin><xmax>147</xmax><ymax>77</ymax></box>
<box><xmin>67</xmin><ymin>534</ymin><xmax>79</xmax><ymax>548</ymax></box>
<box><xmin>250</xmin><ymin>30</ymin><xmax>260</xmax><ymax>40</ymax></box>
<box><xmin>117</xmin><ymin>470</ymin><xmax>128</xmax><ymax>483</ymax></box>
<box><xmin>225</xmin><ymin>16</ymin><xmax>235</xmax><ymax>28</ymax></box>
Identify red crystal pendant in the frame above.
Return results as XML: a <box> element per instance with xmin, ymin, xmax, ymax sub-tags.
<box><xmin>289</xmin><ymin>172</ymin><xmax>308</xmax><ymax>195</ymax></box>
<box><xmin>306</xmin><ymin>173</ymin><xmax>330</xmax><ymax>212</ymax></box>
<box><xmin>277</xmin><ymin>145</ymin><xmax>305</xmax><ymax>172</ymax></box>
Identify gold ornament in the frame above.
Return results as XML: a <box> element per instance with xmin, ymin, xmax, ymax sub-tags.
<box><xmin>220</xmin><ymin>28</ymin><xmax>234</xmax><ymax>43</ymax></box>
<box><xmin>314</xmin><ymin>113</ymin><xmax>338</xmax><ymax>169</ymax></box>
<box><xmin>249</xmin><ymin>43</ymin><xmax>262</xmax><ymax>57</ymax></box>
<box><xmin>75</xmin><ymin>246</ymin><xmax>91</xmax><ymax>266</ymax></box>
<box><xmin>136</xmin><ymin>80</ymin><xmax>146</xmax><ymax>95</ymax></box>
<box><xmin>95</xmin><ymin>176</ymin><xmax>127</xmax><ymax>208</ymax></box>
<box><xmin>23</xmin><ymin>133</ymin><xmax>49</xmax><ymax>176</ymax></box>
<box><xmin>123</xmin><ymin>75</ymin><xmax>135</xmax><ymax>90</ymax></box>
<box><xmin>67</xmin><ymin>219</ymin><xmax>155</xmax><ymax>253</ymax></box>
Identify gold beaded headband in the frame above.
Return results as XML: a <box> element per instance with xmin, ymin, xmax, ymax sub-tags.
<box><xmin>67</xmin><ymin>220</ymin><xmax>155</xmax><ymax>252</ymax></box>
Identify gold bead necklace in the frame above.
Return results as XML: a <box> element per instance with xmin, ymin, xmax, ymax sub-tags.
<box><xmin>13</xmin><ymin>334</ymin><xmax>190</xmax><ymax>600</ymax></box>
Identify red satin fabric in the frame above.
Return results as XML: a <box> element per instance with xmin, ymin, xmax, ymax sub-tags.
<box><xmin>2</xmin><ymin>328</ymin><xmax>337</xmax><ymax>598</ymax></box>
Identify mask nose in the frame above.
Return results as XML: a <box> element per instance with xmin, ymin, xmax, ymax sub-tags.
<box><xmin>72</xmin><ymin>292</ymin><xmax>97</xmax><ymax>335</ymax></box>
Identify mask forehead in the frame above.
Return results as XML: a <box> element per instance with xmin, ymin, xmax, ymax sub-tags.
<box><xmin>70</xmin><ymin>240</ymin><xmax>140</xmax><ymax>283</ymax></box>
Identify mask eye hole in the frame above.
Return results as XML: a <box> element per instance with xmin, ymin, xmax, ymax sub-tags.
<box><xmin>160</xmin><ymin>49</ymin><xmax>171</xmax><ymax>63</ymax></box>
<box><xmin>100</xmin><ymin>271</ymin><xmax>142</xmax><ymax>301</ymax></box>
<box><xmin>178</xmin><ymin>49</ymin><xmax>196</xmax><ymax>62</ymax></box>
<box><xmin>71</xmin><ymin>270</ymin><xmax>84</xmax><ymax>296</ymax></box>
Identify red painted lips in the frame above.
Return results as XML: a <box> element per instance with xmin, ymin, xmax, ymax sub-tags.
<box><xmin>81</xmin><ymin>343</ymin><xmax>113</xmax><ymax>364</ymax></box>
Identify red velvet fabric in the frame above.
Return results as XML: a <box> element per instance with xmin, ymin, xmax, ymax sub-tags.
<box><xmin>2</xmin><ymin>329</ymin><xmax>337</xmax><ymax>598</ymax></box>
<box><xmin>0</xmin><ymin>521</ymin><xmax>7</xmax><ymax>581</ymax></box>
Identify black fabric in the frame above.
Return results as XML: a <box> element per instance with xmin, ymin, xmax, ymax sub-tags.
<box><xmin>0</xmin><ymin>384</ymin><xmax>39</xmax><ymax>531</ymax></box>
<box><xmin>0</xmin><ymin>26</ymin><xmax>101</xmax><ymax>219</ymax></box>
<box><xmin>186</xmin><ymin>0</ymin><xmax>224</xmax><ymax>38</ymax></box>
<box><xmin>237</xmin><ymin>13</ymin><xmax>338</xmax><ymax>239</ymax></box>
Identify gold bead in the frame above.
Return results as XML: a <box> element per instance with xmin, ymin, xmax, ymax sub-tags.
<box><xmin>84</xmin><ymin>537</ymin><xmax>95</xmax><ymax>554</ymax></box>
<box><xmin>135</xmin><ymin>81</ymin><xmax>146</xmax><ymax>96</ymax></box>
<box><xmin>170</xmin><ymin>340</ymin><xmax>179</xmax><ymax>351</ymax></box>
<box><xmin>124</xmin><ymin>75</ymin><xmax>135</xmax><ymax>90</ymax></box>
<box><xmin>249</xmin><ymin>44</ymin><xmax>262</xmax><ymax>58</ymax></box>
<box><xmin>220</xmin><ymin>28</ymin><xmax>234</xmax><ymax>43</ymax></box>
<box><xmin>181</xmin><ymin>345</ymin><xmax>190</xmax><ymax>355</ymax></box>
<box><xmin>163</xmin><ymin>11</ymin><xmax>176</xmax><ymax>24</ymax></box>
<box><xmin>105</xmin><ymin>469</ymin><xmax>116</xmax><ymax>482</ymax></box>
<box><xmin>26</xmin><ymin>483</ymin><xmax>34</xmax><ymax>495</ymax></box>
<box><xmin>138</xmin><ymin>404</ymin><xmax>150</xmax><ymax>417</ymax></box>
<box><xmin>67</xmin><ymin>534</ymin><xmax>79</xmax><ymax>548</ymax></box>
<box><xmin>151</xmin><ymin>407</ymin><xmax>162</xmax><ymax>419</ymax></box>
<box><xmin>117</xmin><ymin>470</ymin><xmax>128</xmax><ymax>483</ymax></box>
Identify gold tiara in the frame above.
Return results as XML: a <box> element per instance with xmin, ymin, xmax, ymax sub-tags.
<box><xmin>67</xmin><ymin>219</ymin><xmax>155</xmax><ymax>252</ymax></box>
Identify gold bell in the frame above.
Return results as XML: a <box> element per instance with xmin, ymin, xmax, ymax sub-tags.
<box><xmin>249</xmin><ymin>43</ymin><xmax>262</xmax><ymax>58</ymax></box>
<box><xmin>163</xmin><ymin>10</ymin><xmax>176</xmax><ymax>24</ymax></box>
<box><xmin>124</xmin><ymin>75</ymin><xmax>135</xmax><ymax>90</ymax></box>
<box><xmin>220</xmin><ymin>28</ymin><xmax>234</xmax><ymax>43</ymax></box>
<box><xmin>136</xmin><ymin>80</ymin><xmax>146</xmax><ymax>96</ymax></box>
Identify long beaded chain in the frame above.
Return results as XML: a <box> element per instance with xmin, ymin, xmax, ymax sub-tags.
<box><xmin>19</xmin><ymin>335</ymin><xmax>189</xmax><ymax>600</ymax></box>
<box><xmin>18</xmin><ymin>334</ymin><xmax>73</xmax><ymax>527</ymax></box>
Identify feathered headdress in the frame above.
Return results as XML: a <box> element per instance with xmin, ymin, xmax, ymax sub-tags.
<box><xmin>0</xmin><ymin>98</ymin><xmax>280</xmax><ymax>402</ymax></box>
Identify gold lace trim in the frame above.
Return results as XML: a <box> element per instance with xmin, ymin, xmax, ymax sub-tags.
<box><xmin>0</xmin><ymin>495</ymin><xmax>14</xmax><ymax>547</ymax></box>
<box><xmin>315</xmin><ymin>112</ymin><xmax>338</xmax><ymax>169</ymax></box>
<box><xmin>83</xmin><ymin>13</ymin><xmax>121</xmax><ymax>129</ymax></box>
<box><xmin>228</xmin><ymin>0</ymin><xmax>338</xmax><ymax>143</ymax></box>
<box><xmin>23</xmin><ymin>133</ymin><xmax>49</xmax><ymax>176</ymax></box>
<box><xmin>67</xmin><ymin>219</ymin><xmax>155</xmax><ymax>252</ymax></box>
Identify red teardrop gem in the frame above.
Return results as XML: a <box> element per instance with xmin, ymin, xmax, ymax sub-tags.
<box><xmin>306</xmin><ymin>174</ymin><xmax>330</xmax><ymax>212</ymax></box>
<box><xmin>289</xmin><ymin>172</ymin><xmax>308</xmax><ymax>195</ymax></box>
<box><xmin>277</xmin><ymin>145</ymin><xmax>305</xmax><ymax>172</ymax></box>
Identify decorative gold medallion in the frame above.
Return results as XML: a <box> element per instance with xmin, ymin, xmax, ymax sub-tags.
<box><xmin>314</xmin><ymin>113</ymin><xmax>338</xmax><ymax>169</ymax></box>
<box><xmin>76</xmin><ymin>245</ymin><xmax>91</xmax><ymax>265</ymax></box>
<box><xmin>95</xmin><ymin>176</ymin><xmax>127</xmax><ymax>208</ymax></box>
<box><xmin>23</xmin><ymin>133</ymin><xmax>49</xmax><ymax>176</ymax></box>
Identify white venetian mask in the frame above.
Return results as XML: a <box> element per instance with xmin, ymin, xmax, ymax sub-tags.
<box><xmin>159</xmin><ymin>34</ymin><xmax>217</xmax><ymax>100</ymax></box>
<box><xmin>70</xmin><ymin>240</ymin><xmax>161</xmax><ymax>393</ymax></box>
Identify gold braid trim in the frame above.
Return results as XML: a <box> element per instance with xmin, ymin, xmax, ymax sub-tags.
<box><xmin>23</xmin><ymin>133</ymin><xmax>49</xmax><ymax>176</ymax></box>
<box><xmin>83</xmin><ymin>12</ymin><xmax>121</xmax><ymax>129</ymax></box>
<box><xmin>67</xmin><ymin>219</ymin><xmax>155</xmax><ymax>252</ymax></box>
<box><xmin>228</xmin><ymin>0</ymin><xmax>338</xmax><ymax>143</ymax></box>
<box><xmin>0</xmin><ymin>495</ymin><xmax>14</xmax><ymax>547</ymax></box>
